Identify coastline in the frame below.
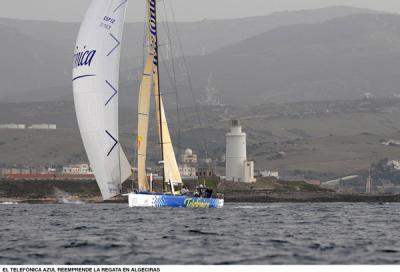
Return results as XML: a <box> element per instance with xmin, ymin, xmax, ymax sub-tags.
<box><xmin>2</xmin><ymin>194</ymin><xmax>400</xmax><ymax>204</ymax></box>
<box><xmin>1</xmin><ymin>178</ymin><xmax>400</xmax><ymax>204</ymax></box>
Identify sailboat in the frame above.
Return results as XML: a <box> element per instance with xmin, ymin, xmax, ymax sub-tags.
<box><xmin>72</xmin><ymin>0</ymin><xmax>224</xmax><ymax>208</ymax></box>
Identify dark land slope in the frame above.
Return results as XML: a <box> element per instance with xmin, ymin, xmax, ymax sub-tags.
<box><xmin>184</xmin><ymin>14</ymin><xmax>400</xmax><ymax>105</ymax></box>
<box><xmin>0</xmin><ymin>7</ymin><xmax>377</xmax><ymax>104</ymax></box>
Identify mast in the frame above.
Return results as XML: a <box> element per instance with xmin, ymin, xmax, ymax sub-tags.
<box><xmin>155</xmin><ymin>16</ymin><xmax>167</xmax><ymax>192</ymax></box>
<box><xmin>149</xmin><ymin>0</ymin><xmax>166</xmax><ymax>191</ymax></box>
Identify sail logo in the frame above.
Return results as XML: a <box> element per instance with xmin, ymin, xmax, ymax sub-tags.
<box><xmin>184</xmin><ymin>198</ymin><xmax>210</xmax><ymax>208</ymax></box>
<box><xmin>149</xmin><ymin>0</ymin><xmax>157</xmax><ymax>38</ymax></box>
<box><xmin>73</xmin><ymin>47</ymin><xmax>97</xmax><ymax>69</ymax></box>
<box><xmin>148</xmin><ymin>0</ymin><xmax>158</xmax><ymax>65</ymax></box>
<box><xmin>103</xmin><ymin>16</ymin><xmax>116</xmax><ymax>24</ymax></box>
<box><xmin>137</xmin><ymin>136</ymin><xmax>143</xmax><ymax>149</ymax></box>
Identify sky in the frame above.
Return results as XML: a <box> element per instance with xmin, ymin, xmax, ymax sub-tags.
<box><xmin>1</xmin><ymin>0</ymin><xmax>400</xmax><ymax>22</ymax></box>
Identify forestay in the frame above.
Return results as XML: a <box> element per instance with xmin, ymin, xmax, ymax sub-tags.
<box><xmin>72</xmin><ymin>0</ymin><xmax>132</xmax><ymax>200</ymax></box>
<box><xmin>154</xmin><ymin>71</ymin><xmax>183</xmax><ymax>184</ymax></box>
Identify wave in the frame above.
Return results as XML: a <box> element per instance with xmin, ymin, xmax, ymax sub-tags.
<box><xmin>234</xmin><ymin>205</ymin><xmax>264</xmax><ymax>209</ymax></box>
<box><xmin>61</xmin><ymin>197</ymin><xmax>85</xmax><ymax>204</ymax></box>
<box><xmin>54</xmin><ymin>187</ymin><xmax>85</xmax><ymax>204</ymax></box>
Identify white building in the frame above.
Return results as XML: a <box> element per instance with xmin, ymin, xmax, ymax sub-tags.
<box><xmin>180</xmin><ymin>149</ymin><xmax>198</xmax><ymax>164</ymax></box>
<box><xmin>388</xmin><ymin>160</ymin><xmax>400</xmax><ymax>170</ymax></box>
<box><xmin>225</xmin><ymin>120</ymin><xmax>255</xmax><ymax>183</ymax></box>
<box><xmin>260</xmin><ymin>170</ymin><xmax>280</xmax><ymax>179</ymax></box>
<box><xmin>0</xmin><ymin>124</ymin><xmax>26</xmax><ymax>129</ymax></box>
<box><xmin>28</xmin><ymin>124</ymin><xmax>57</xmax><ymax>130</ymax></box>
<box><xmin>0</xmin><ymin>124</ymin><xmax>57</xmax><ymax>130</ymax></box>
<box><xmin>179</xmin><ymin>164</ymin><xmax>197</xmax><ymax>177</ymax></box>
<box><xmin>363</xmin><ymin>92</ymin><xmax>374</xmax><ymax>100</ymax></box>
<box><xmin>47</xmin><ymin>167</ymin><xmax>57</xmax><ymax>173</ymax></box>
<box><xmin>62</xmin><ymin>163</ymin><xmax>92</xmax><ymax>174</ymax></box>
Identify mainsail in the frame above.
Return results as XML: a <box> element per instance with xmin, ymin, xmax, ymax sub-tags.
<box><xmin>136</xmin><ymin>54</ymin><xmax>154</xmax><ymax>192</ymax></box>
<box><xmin>72</xmin><ymin>0</ymin><xmax>132</xmax><ymax>200</ymax></box>
<box><xmin>136</xmin><ymin>0</ymin><xmax>182</xmax><ymax>191</ymax></box>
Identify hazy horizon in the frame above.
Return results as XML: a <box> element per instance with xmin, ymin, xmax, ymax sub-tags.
<box><xmin>1</xmin><ymin>0</ymin><xmax>400</xmax><ymax>22</ymax></box>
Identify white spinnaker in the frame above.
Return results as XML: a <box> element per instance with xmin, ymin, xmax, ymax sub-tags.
<box><xmin>73</xmin><ymin>0</ymin><xmax>131</xmax><ymax>200</ymax></box>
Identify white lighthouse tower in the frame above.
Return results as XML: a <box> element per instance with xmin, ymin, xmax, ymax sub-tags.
<box><xmin>225</xmin><ymin>120</ymin><xmax>255</xmax><ymax>183</ymax></box>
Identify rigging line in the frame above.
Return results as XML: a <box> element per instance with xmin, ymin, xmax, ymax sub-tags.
<box><xmin>159</xmin><ymin>60</ymin><xmax>182</xmax><ymax>140</ymax></box>
<box><xmin>133</xmin><ymin>3</ymin><xmax>149</xmax><ymax>192</ymax></box>
<box><xmin>153</xmin><ymin>58</ymin><xmax>181</xmax><ymax>149</ymax></box>
<box><xmin>166</xmin><ymin>0</ymin><xmax>210</xmax><ymax>161</ymax></box>
<box><xmin>132</xmin><ymin>141</ymin><xmax>138</xmax><ymax>192</ymax></box>
<box><xmin>117</xmin><ymin>133</ymin><xmax>122</xmax><ymax>194</ymax></box>
<box><xmin>142</xmin><ymin>3</ymin><xmax>148</xmax><ymax>72</ymax></box>
<box><xmin>161</xmin><ymin>0</ymin><xmax>182</xmax><ymax>151</ymax></box>
<box><xmin>152</xmin><ymin>89</ymin><xmax>178</xmax><ymax>97</ymax></box>
<box><xmin>143</xmin><ymin>43</ymin><xmax>169</xmax><ymax>49</ymax></box>
<box><xmin>158</xmin><ymin>50</ymin><xmax>176</xmax><ymax>95</ymax></box>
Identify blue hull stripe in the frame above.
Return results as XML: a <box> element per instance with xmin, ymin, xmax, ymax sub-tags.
<box><xmin>139</xmin><ymin>193</ymin><xmax>222</xmax><ymax>208</ymax></box>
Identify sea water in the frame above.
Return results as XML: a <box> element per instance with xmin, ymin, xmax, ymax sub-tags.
<box><xmin>0</xmin><ymin>203</ymin><xmax>399</xmax><ymax>264</ymax></box>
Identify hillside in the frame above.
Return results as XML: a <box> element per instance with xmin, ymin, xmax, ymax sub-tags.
<box><xmin>183</xmin><ymin>14</ymin><xmax>400</xmax><ymax>104</ymax></box>
<box><xmin>0</xmin><ymin>6</ymin><xmax>376</xmax><ymax>104</ymax></box>
<box><xmin>2</xmin><ymin>98</ymin><xmax>400</xmax><ymax>181</ymax></box>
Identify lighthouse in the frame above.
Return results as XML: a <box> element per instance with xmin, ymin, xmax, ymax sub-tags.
<box><xmin>225</xmin><ymin>120</ymin><xmax>255</xmax><ymax>183</ymax></box>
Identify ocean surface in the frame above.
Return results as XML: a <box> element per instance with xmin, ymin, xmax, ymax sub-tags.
<box><xmin>1</xmin><ymin>202</ymin><xmax>400</xmax><ymax>265</ymax></box>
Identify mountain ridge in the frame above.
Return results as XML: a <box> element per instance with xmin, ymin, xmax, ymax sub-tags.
<box><xmin>180</xmin><ymin>13</ymin><xmax>400</xmax><ymax>104</ymax></box>
<box><xmin>0</xmin><ymin>6</ymin><xmax>386</xmax><ymax>105</ymax></box>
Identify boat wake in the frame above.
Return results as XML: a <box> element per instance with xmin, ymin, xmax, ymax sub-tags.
<box><xmin>0</xmin><ymin>202</ymin><xmax>18</xmax><ymax>205</ymax></box>
<box><xmin>60</xmin><ymin>198</ymin><xmax>85</xmax><ymax>204</ymax></box>
<box><xmin>54</xmin><ymin>188</ymin><xmax>86</xmax><ymax>204</ymax></box>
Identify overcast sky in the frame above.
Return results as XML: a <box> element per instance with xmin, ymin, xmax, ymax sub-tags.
<box><xmin>1</xmin><ymin>0</ymin><xmax>400</xmax><ymax>22</ymax></box>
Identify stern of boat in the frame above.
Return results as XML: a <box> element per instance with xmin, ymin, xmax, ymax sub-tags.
<box><xmin>128</xmin><ymin>193</ymin><xmax>156</xmax><ymax>207</ymax></box>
